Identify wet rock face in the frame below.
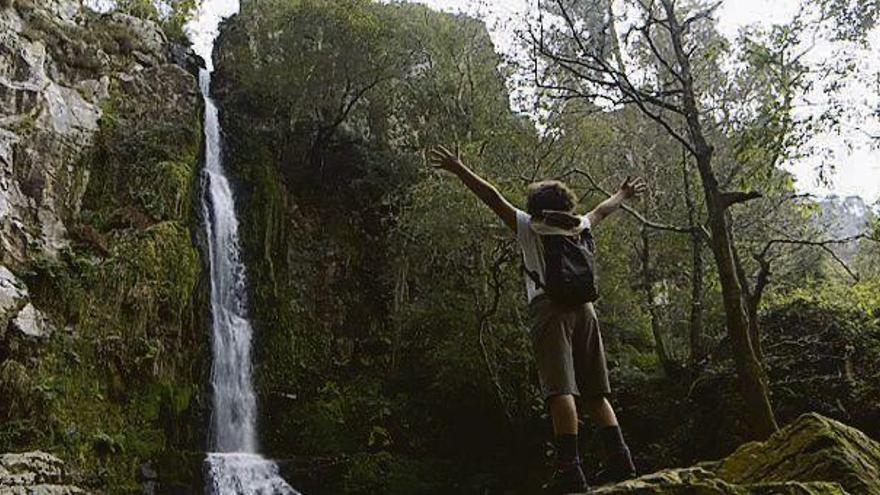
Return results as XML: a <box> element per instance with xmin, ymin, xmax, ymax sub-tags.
<box><xmin>592</xmin><ymin>414</ymin><xmax>879</xmax><ymax>494</ymax></box>
<box><xmin>0</xmin><ymin>0</ymin><xmax>174</xmax><ymax>267</ymax></box>
<box><xmin>0</xmin><ymin>265</ymin><xmax>27</xmax><ymax>321</ymax></box>
<box><xmin>0</xmin><ymin>0</ymin><xmax>199</xmax><ymax>333</ymax></box>
<box><xmin>0</xmin><ymin>451</ymin><xmax>84</xmax><ymax>494</ymax></box>
<box><xmin>0</xmin><ymin>265</ymin><xmax>52</xmax><ymax>359</ymax></box>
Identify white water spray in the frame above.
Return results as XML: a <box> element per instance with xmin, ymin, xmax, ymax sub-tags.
<box><xmin>189</xmin><ymin>1</ymin><xmax>298</xmax><ymax>493</ymax></box>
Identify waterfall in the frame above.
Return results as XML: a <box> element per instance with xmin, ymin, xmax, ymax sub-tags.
<box><xmin>190</xmin><ymin>1</ymin><xmax>298</xmax><ymax>493</ymax></box>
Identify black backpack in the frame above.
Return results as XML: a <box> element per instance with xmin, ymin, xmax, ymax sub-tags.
<box><xmin>525</xmin><ymin>229</ymin><xmax>599</xmax><ymax>306</ymax></box>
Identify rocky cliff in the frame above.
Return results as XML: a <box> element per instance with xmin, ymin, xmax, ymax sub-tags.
<box><xmin>0</xmin><ymin>0</ymin><xmax>207</xmax><ymax>491</ymax></box>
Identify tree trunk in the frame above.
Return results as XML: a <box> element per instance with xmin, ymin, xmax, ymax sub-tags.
<box><xmin>699</xmin><ymin>154</ymin><xmax>778</xmax><ymax>438</ymax></box>
<box><xmin>682</xmin><ymin>156</ymin><xmax>705</xmax><ymax>365</ymax></box>
<box><xmin>746</xmin><ymin>298</ymin><xmax>763</xmax><ymax>362</ymax></box>
<box><xmin>689</xmin><ymin>230</ymin><xmax>705</xmax><ymax>364</ymax></box>
<box><xmin>661</xmin><ymin>0</ymin><xmax>778</xmax><ymax>439</ymax></box>
<box><xmin>638</xmin><ymin>227</ymin><xmax>676</xmax><ymax>375</ymax></box>
<box><xmin>748</xmin><ymin>254</ymin><xmax>772</xmax><ymax>362</ymax></box>
<box><xmin>732</xmin><ymin>245</ymin><xmax>767</xmax><ymax>363</ymax></box>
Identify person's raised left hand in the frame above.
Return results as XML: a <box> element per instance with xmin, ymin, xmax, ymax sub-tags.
<box><xmin>427</xmin><ymin>144</ymin><xmax>465</xmax><ymax>173</ymax></box>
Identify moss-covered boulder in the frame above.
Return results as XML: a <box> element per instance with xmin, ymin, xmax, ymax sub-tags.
<box><xmin>591</xmin><ymin>414</ymin><xmax>879</xmax><ymax>494</ymax></box>
<box><xmin>592</xmin><ymin>467</ymin><xmax>845</xmax><ymax>494</ymax></box>
<box><xmin>717</xmin><ymin>413</ymin><xmax>880</xmax><ymax>494</ymax></box>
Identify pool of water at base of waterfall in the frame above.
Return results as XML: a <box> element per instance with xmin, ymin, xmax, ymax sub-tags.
<box><xmin>205</xmin><ymin>453</ymin><xmax>300</xmax><ymax>495</ymax></box>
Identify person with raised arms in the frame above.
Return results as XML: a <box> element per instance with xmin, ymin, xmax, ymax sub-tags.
<box><xmin>428</xmin><ymin>144</ymin><xmax>646</xmax><ymax>493</ymax></box>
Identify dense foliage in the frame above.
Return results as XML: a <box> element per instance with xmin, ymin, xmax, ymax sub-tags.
<box><xmin>211</xmin><ymin>0</ymin><xmax>879</xmax><ymax>493</ymax></box>
<box><xmin>1</xmin><ymin>0</ymin><xmax>877</xmax><ymax>492</ymax></box>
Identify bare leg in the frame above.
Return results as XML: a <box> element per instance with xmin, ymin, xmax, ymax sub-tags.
<box><xmin>582</xmin><ymin>396</ymin><xmax>619</xmax><ymax>428</ymax></box>
<box><xmin>549</xmin><ymin>394</ymin><xmax>579</xmax><ymax>434</ymax></box>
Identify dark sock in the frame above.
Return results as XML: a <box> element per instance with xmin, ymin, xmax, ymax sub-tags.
<box><xmin>599</xmin><ymin>425</ymin><xmax>627</xmax><ymax>455</ymax></box>
<box><xmin>555</xmin><ymin>433</ymin><xmax>579</xmax><ymax>466</ymax></box>
<box><xmin>597</xmin><ymin>425</ymin><xmax>636</xmax><ymax>481</ymax></box>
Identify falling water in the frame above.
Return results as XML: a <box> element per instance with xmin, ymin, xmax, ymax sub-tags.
<box><xmin>190</xmin><ymin>1</ymin><xmax>298</xmax><ymax>493</ymax></box>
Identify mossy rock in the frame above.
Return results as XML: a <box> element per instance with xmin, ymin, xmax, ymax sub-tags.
<box><xmin>590</xmin><ymin>467</ymin><xmax>847</xmax><ymax>494</ymax></box>
<box><xmin>591</xmin><ymin>414</ymin><xmax>880</xmax><ymax>494</ymax></box>
<box><xmin>717</xmin><ymin>413</ymin><xmax>880</xmax><ymax>494</ymax></box>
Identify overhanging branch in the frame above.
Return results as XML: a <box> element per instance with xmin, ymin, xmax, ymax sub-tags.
<box><xmin>563</xmin><ymin>168</ymin><xmax>702</xmax><ymax>236</ymax></box>
<box><xmin>754</xmin><ymin>233</ymin><xmax>877</xmax><ymax>282</ymax></box>
<box><xmin>720</xmin><ymin>190</ymin><xmax>763</xmax><ymax>208</ymax></box>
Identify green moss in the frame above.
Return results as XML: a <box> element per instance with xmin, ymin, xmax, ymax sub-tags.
<box><xmin>81</xmin><ymin>70</ymin><xmax>201</xmax><ymax>229</ymax></box>
<box><xmin>584</xmin><ymin>468</ymin><xmax>849</xmax><ymax>494</ymax></box>
<box><xmin>718</xmin><ymin>414</ymin><xmax>880</xmax><ymax>494</ymax></box>
<box><xmin>41</xmin><ymin>203</ymin><xmax>199</xmax><ymax>487</ymax></box>
<box><xmin>2</xmin><ymin>55</ymin><xmax>206</xmax><ymax>491</ymax></box>
<box><xmin>250</xmin><ymin>161</ymin><xmax>286</xmax><ymax>296</ymax></box>
<box><xmin>11</xmin><ymin>226</ymin><xmax>202</xmax><ymax>489</ymax></box>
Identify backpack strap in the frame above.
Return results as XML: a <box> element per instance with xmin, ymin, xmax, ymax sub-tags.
<box><xmin>581</xmin><ymin>227</ymin><xmax>596</xmax><ymax>252</ymax></box>
<box><xmin>521</xmin><ymin>255</ymin><xmax>545</xmax><ymax>290</ymax></box>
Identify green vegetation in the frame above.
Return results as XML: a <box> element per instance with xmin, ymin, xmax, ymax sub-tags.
<box><xmin>211</xmin><ymin>0</ymin><xmax>880</xmax><ymax>493</ymax></box>
<box><xmin>0</xmin><ymin>68</ymin><xmax>206</xmax><ymax>491</ymax></box>
<box><xmin>98</xmin><ymin>0</ymin><xmax>200</xmax><ymax>42</ymax></box>
<box><xmin>2</xmin><ymin>0</ymin><xmax>877</xmax><ymax>492</ymax></box>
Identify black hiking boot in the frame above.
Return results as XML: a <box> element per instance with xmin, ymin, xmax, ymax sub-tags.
<box><xmin>542</xmin><ymin>462</ymin><xmax>589</xmax><ymax>494</ymax></box>
<box><xmin>591</xmin><ymin>447</ymin><xmax>636</xmax><ymax>486</ymax></box>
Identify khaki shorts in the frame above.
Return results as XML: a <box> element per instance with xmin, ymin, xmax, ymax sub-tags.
<box><xmin>529</xmin><ymin>295</ymin><xmax>611</xmax><ymax>400</ymax></box>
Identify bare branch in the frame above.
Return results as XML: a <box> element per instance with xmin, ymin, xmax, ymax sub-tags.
<box><xmin>637</xmin><ymin>20</ymin><xmax>686</xmax><ymax>86</ymax></box>
<box><xmin>820</xmin><ymin>245</ymin><xmax>860</xmax><ymax>282</ymax></box>
<box><xmin>563</xmin><ymin>168</ymin><xmax>701</xmax><ymax>235</ymax></box>
<box><xmin>757</xmin><ymin>233</ymin><xmax>874</xmax><ymax>254</ymax></box>
<box><xmin>680</xmin><ymin>1</ymin><xmax>723</xmax><ymax>32</ymax></box>
<box><xmin>720</xmin><ymin>190</ymin><xmax>763</xmax><ymax>208</ymax></box>
<box><xmin>753</xmin><ymin>233</ymin><xmax>878</xmax><ymax>282</ymax></box>
<box><xmin>536</xmin><ymin>1</ymin><xmax>689</xmax><ymax>118</ymax></box>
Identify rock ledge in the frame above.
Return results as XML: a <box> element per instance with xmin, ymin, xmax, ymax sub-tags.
<box><xmin>0</xmin><ymin>451</ymin><xmax>84</xmax><ymax>494</ymax></box>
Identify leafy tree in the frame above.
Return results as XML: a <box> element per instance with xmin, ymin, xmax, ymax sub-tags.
<box><xmin>214</xmin><ymin>2</ymin><xmax>548</xmax><ymax>491</ymax></box>
<box><xmin>524</xmin><ymin>0</ymin><xmax>877</xmax><ymax>438</ymax></box>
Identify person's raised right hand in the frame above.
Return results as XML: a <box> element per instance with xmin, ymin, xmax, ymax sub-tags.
<box><xmin>619</xmin><ymin>175</ymin><xmax>648</xmax><ymax>200</ymax></box>
<box><xmin>427</xmin><ymin>144</ymin><xmax>465</xmax><ymax>173</ymax></box>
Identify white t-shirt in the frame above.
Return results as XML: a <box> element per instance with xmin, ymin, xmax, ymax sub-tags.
<box><xmin>515</xmin><ymin>209</ymin><xmax>591</xmax><ymax>302</ymax></box>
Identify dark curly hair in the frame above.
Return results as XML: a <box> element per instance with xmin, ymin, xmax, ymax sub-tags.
<box><xmin>526</xmin><ymin>180</ymin><xmax>577</xmax><ymax>217</ymax></box>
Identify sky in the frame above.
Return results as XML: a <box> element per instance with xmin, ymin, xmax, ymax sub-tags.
<box><xmin>407</xmin><ymin>0</ymin><xmax>880</xmax><ymax>204</ymax></box>
<box><xmin>186</xmin><ymin>0</ymin><xmax>239</xmax><ymax>69</ymax></box>
<box><xmin>94</xmin><ymin>0</ymin><xmax>880</xmax><ymax>203</ymax></box>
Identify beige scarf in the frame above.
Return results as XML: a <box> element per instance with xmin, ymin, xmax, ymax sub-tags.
<box><xmin>530</xmin><ymin>210</ymin><xmax>585</xmax><ymax>236</ymax></box>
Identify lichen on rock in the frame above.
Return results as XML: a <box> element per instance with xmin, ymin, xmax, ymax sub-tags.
<box><xmin>0</xmin><ymin>265</ymin><xmax>27</xmax><ymax>323</ymax></box>
<box><xmin>8</xmin><ymin>302</ymin><xmax>52</xmax><ymax>340</ymax></box>
<box><xmin>592</xmin><ymin>467</ymin><xmax>847</xmax><ymax>494</ymax></box>
<box><xmin>0</xmin><ymin>451</ymin><xmax>85</xmax><ymax>494</ymax></box>
<box><xmin>590</xmin><ymin>414</ymin><xmax>879</xmax><ymax>495</ymax></box>
<box><xmin>717</xmin><ymin>413</ymin><xmax>880</xmax><ymax>495</ymax></box>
